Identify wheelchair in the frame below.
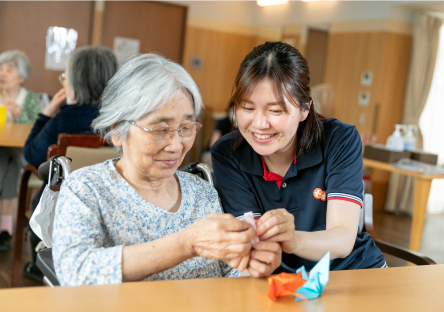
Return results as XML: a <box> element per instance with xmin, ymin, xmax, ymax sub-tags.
<box><xmin>35</xmin><ymin>155</ymin><xmax>216</xmax><ymax>287</ymax></box>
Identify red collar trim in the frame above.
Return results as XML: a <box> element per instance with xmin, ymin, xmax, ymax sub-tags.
<box><xmin>261</xmin><ymin>150</ymin><xmax>297</xmax><ymax>183</ymax></box>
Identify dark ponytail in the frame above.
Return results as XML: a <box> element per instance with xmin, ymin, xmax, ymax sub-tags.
<box><xmin>232</xmin><ymin>41</ymin><xmax>325</xmax><ymax>155</ymax></box>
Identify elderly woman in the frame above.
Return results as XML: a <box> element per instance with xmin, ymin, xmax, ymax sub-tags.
<box><xmin>0</xmin><ymin>50</ymin><xmax>45</xmax><ymax>251</ymax></box>
<box><xmin>22</xmin><ymin>46</ymin><xmax>117</xmax><ymax>281</ymax></box>
<box><xmin>24</xmin><ymin>46</ymin><xmax>117</xmax><ymax>167</ymax></box>
<box><xmin>52</xmin><ymin>53</ymin><xmax>281</xmax><ymax>286</ymax></box>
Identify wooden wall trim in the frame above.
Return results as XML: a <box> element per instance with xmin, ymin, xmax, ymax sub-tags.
<box><xmin>187</xmin><ymin>16</ymin><xmax>281</xmax><ymax>40</ymax></box>
<box><xmin>187</xmin><ymin>16</ymin><xmax>256</xmax><ymax>36</ymax></box>
<box><xmin>91</xmin><ymin>0</ymin><xmax>105</xmax><ymax>46</ymax></box>
<box><xmin>283</xmin><ymin>24</ymin><xmax>303</xmax><ymax>36</ymax></box>
<box><xmin>179</xmin><ymin>6</ymin><xmax>188</xmax><ymax>64</ymax></box>
<box><xmin>330</xmin><ymin>19</ymin><xmax>412</xmax><ymax>35</ymax></box>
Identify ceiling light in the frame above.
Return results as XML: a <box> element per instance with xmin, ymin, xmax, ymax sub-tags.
<box><xmin>257</xmin><ymin>0</ymin><xmax>289</xmax><ymax>7</ymax></box>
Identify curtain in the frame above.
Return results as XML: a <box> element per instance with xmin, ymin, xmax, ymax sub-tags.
<box><xmin>418</xmin><ymin>26</ymin><xmax>444</xmax><ymax>214</ymax></box>
<box><xmin>385</xmin><ymin>13</ymin><xmax>443</xmax><ymax>214</ymax></box>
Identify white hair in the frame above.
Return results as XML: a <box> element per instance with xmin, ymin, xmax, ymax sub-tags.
<box><xmin>0</xmin><ymin>50</ymin><xmax>30</xmax><ymax>80</ymax></box>
<box><xmin>92</xmin><ymin>53</ymin><xmax>203</xmax><ymax>153</ymax></box>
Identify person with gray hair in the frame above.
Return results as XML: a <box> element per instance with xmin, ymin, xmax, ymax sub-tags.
<box><xmin>52</xmin><ymin>53</ymin><xmax>282</xmax><ymax>286</ymax></box>
<box><xmin>19</xmin><ymin>46</ymin><xmax>117</xmax><ymax>281</ymax></box>
<box><xmin>0</xmin><ymin>50</ymin><xmax>47</xmax><ymax>252</ymax></box>
<box><xmin>0</xmin><ymin>50</ymin><xmax>43</xmax><ymax>123</ymax></box>
<box><xmin>24</xmin><ymin>45</ymin><xmax>117</xmax><ymax>167</ymax></box>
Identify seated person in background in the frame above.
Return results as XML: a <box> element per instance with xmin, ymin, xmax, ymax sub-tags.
<box><xmin>0</xmin><ymin>50</ymin><xmax>47</xmax><ymax>251</ymax></box>
<box><xmin>53</xmin><ymin>53</ymin><xmax>281</xmax><ymax>286</ymax></box>
<box><xmin>200</xmin><ymin>102</ymin><xmax>236</xmax><ymax>166</ymax></box>
<box><xmin>211</xmin><ymin>42</ymin><xmax>386</xmax><ymax>273</ymax></box>
<box><xmin>24</xmin><ymin>46</ymin><xmax>117</xmax><ymax>167</ymax></box>
<box><xmin>208</xmin><ymin>102</ymin><xmax>236</xmax><ymax>148</ymax></box>
<box><xmin>22</xmin><ymin>46</ymin><xmax>117</xmax><ymax>281</ymax></box>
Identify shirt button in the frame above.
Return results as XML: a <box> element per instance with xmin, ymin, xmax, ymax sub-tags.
<box><xmin>282</xmin><ymin>183</ymin><xmax>287</xmax><ymax>188</ymax></box>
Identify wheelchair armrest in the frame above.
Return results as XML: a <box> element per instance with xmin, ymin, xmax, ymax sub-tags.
<box><xmin>36</xmin><ymin>248</ymin><xmax>60</xmax><ymax>286</ymax></box>
<box><xmin>374</xmin><ymin>238</ymin><xmax>436</xmax><ymax>266</ymax></box>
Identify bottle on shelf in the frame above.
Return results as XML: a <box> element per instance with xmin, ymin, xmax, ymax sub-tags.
<box><xmin>403</xmin><ymin>125</ymin><xmax>418</xmax><ymax>151</ymax></box>
<box><xmin>386</xmin><ymin>124</ymin><xmax>405</xmax><ymax>152</ymax></box>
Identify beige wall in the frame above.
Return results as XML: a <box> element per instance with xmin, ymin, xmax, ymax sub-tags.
<box><xmin>182</xmin><ymin>17</ymin><xmax>282</xmax><ymax>148</ymax></box>
<box><xmin>322</xmin><ymin>20</ymin><xmax>412</xmax><ymax>211</ymax></box>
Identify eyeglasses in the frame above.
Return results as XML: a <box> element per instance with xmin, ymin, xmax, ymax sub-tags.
<box><xmin>58</xmin><ymin>73</ymin><xmax>66</xmax><ymax>86</ymax></box>
<box><xmin>127</xmin><ymin>120</ymin><xmax>202</xmax><ymax>141</ymax></box>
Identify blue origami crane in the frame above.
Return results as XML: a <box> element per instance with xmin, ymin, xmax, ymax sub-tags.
<box><xmin>295</xmin><ymin>251</ymin><xmax>330</xmax><ymax>301</ymax></box>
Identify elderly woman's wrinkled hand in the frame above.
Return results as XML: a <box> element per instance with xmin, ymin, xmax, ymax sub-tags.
<box><xmin>4</xmin><ymin>100</ymin><xmax>21</xmax><ymax>118</ymax></box>
<box><xmin>187</xmin><ymin>213</ymin><xmax>255</xmax><ymax>262</ymax></box>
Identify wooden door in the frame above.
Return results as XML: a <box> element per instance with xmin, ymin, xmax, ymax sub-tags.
<box><xmin>305</xmin><ymin>28</ymin><xmax>329</xmax><ymax>86</ymax></box>
<box><xmin>101</xmin><ymin>1</ymin><xmax>187</xmax><ymax>64</ymax></box>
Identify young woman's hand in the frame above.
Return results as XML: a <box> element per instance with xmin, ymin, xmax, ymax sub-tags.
<box><xmin>247</xmin><ymin>241</ymin><xmax>282</xmax><ymax>277</ymax></box>
<box><xmin>43</xmin><ymin>88</ymin><xmax>66</xmax><ymax>117</ymax></box>
<box><xmin>186</xmin><ymin>213</ymin><xmax>254</xmax><ymax>262</ymax></box>
<box><xmin>256</xmin><ymin>209</ymin><xmax>296</xmax><ymax>254</ymax></box>
<box><xmin>4</xmin><ymin>100</ymin><xmax>21</xmax><ymax>118</ymax></box>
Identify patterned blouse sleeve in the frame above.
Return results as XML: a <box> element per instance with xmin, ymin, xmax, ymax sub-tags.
<box><xmin>52</xmin><ymin>177</ymin><xmax>123</xmax><ymax>286</ymax></box>
<box><xmin>219</xmin><ymin>261</ymin><xmax>241</xmax><ymax>277</ymax></box>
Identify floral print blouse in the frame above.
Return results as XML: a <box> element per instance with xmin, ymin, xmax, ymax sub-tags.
<box><xmin>53</xmin><ymin>159</ymin><xmax>240</xmax><ymax>286</ymax></box>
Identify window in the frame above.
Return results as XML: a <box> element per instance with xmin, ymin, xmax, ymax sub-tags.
<box><xmin>419</xmin><ymin>25</ymin><xmax>444</xmax><ymax>214</ymax></box>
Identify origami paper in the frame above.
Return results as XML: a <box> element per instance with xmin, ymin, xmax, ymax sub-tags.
<box><xmin>295</xmin><ymin>251</ymin><xmax>330</xmax><ymax>301</ymax></box>
<box><xmin>267</xmin><ymin>271</ymin><xmax>308</xmax><ymax>301</ymax></box>
<box><xmin>266</xmin><ymin>251</ymin><xmax>330</xmax><ymax>302</ymax></box>
<box><xmin>242</xmin><ymin>211</ymin><xmax>259</xmax><ymax>244</ymax></box>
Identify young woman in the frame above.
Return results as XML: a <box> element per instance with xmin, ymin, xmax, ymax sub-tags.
<box><xmin>211</xmin><ymin>42</ymin><xmax>386</xmax><ymax>272</ymax></box>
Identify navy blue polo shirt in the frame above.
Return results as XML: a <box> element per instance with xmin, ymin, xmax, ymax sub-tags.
<box><xmin>211</xmin><ymin>119</ymin><xmax>385</xmax><ymax>272</ymax></box>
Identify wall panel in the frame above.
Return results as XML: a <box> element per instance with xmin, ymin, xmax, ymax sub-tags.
<box><xmin>324</xmin><ymin>29</ymin><xmax>412</xmax><ymax>211</ymax></box>
<box><xmin>182</xmin><ymin>26</ymin><xmax>257</xmax><ymax>150</ymax></box>
<box><xmin>0</xmin><ymin>1</ymin><xmax>94</xmax><ymax>95</ymax></box>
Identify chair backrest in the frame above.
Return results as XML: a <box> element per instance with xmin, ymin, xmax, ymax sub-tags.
<box><xmin>47</xmin><ymin>133</ymin><xmax>120</xmax><ymax>170</ymax></box>
<box><xmin>66</xmin><ymin>146</ymin><xmax>120</xmax><ymax>171</ymax></box>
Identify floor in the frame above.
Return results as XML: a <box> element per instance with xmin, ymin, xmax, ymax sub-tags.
<box><xmin>0</xmin><ymin>212</ymin><xmax>443</xmax><ymax>288</ymax></box>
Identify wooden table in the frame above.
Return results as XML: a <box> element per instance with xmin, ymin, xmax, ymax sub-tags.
<box><xmin>363</xmin><ymin>158</ymin><xmax>444</xmax><ymax>252</ymax></box>
<box><xmin>0</xmin><ymin>122</ymin><xmax>32</xmax><ymax>147</ymax></box>
<box><xmin>1</xmin><ymin>265</ymin><xmax>443</xmax><ymax>312</ymax></box>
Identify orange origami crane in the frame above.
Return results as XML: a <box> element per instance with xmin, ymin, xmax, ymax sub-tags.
<box><xmin>266</xmin><ymin>271</ymin><xmax>308</xmax><ymax>301</ymax></box>
<box><xmin>267</xmin><ymin>252</ymin><xmax>331</xmax><ymax>302</ymax></box>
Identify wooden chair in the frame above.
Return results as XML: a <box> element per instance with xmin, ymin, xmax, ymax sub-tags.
<box><xmin>362</xmin><ymin>194</ymin><xmax>436</xmax><ymax>265</ymax></box>
<box><xmin>11</xmin><ymin>134</ymin><xmax>118</xmax><ymax>287</ymax></box>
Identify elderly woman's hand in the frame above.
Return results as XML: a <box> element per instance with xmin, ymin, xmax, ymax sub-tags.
<box><xmin>43</xmin><ymin>88</ymin><xmax>66</xmax><ymax>118</ymax></box>
<box><xmin>186</xmin><ymin>213</ymin><xmax>255</xmax><ymax>262</ymax></box>
<box><xmin>4</xmin><ymin>100</ymin><xmax>21</xmax><ymax>119</ymax></box>
<box><xmin>256</xmin><ymin>209</ymin><xmax>296</xmax><ymax>254</ymax></box>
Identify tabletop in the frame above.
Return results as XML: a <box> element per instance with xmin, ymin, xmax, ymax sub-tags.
<box><xmin>1</xmin><ymin>264</ymin><xmax>443</xmax><ymax>312</ymax></box>
<box><xmin>363</xmin><ymin>158</ymin><xmax>444</xmax><ymax>180</ymax></box>
<box><xmin>0</xmin><ymin>122</ymin><xmax>32</xmax><ymax>148</ymax></box>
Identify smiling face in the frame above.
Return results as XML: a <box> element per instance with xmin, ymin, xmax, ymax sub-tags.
<box><xmin>0</xmin><ymin>62</ymin><xmax>24</xmax><ymax>91</ymax></box>
<box><xmin>236</xmin><ymin>79</ymin><xmax>309</xmax><ymax>159</ymax></box>
<box><xmin>112</xmin><ymin>90</ymin><xmax>196</xmax><ymax>182</ymax></box>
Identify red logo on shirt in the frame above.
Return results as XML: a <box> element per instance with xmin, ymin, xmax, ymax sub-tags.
<box><xmin>313</xmin><ymin>188</ymin><xmax>326</xmax><ymax>201</ymax></box>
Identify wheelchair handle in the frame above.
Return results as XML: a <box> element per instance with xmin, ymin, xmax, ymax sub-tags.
<box><xmin>38</xmin><ymin>155</ymin><xmax>73</xmax><ymax>188</ymax></box>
